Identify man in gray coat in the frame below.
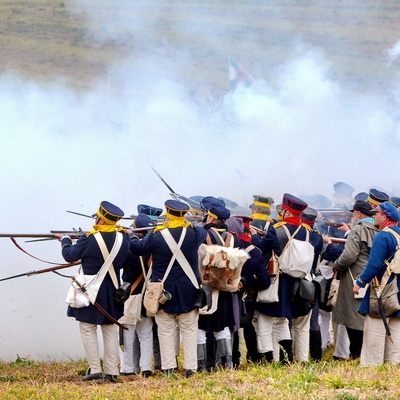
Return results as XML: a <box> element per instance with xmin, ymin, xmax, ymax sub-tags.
<box><xmin>325</xmin><ymin>200</ymin><xmax>378</xmax><ymax>358</ymax></box>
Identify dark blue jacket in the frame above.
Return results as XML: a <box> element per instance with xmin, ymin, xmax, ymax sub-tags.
<box><xmin>253</xmin><ymin>222</ymin><xmax>322</xmax><ymax>319</ymax></box>
<box><xmin>357</xmin><ymin>226</ymin><xmax>400</xmax><ymax>316</ymax></box>
<box><xmin>61</xmin><ymin>231</ymin><xmax>132</xmax><ymax>325</ymax></box>
<box><xmin>131</xmin><ymin>226</ymin><xmax>207</xmax><ymax>315</ymax></box>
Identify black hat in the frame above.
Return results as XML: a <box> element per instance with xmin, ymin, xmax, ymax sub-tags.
<box><xmin>349</xmin><ymin>200</ymin><xmax>377</xmax><ymax>217</ymax></box>
<box><xmin>133</xmin><ymin>214</ymin><xmax>154</xmax><ymax>229</ymax></box>
<box><xmin>137</xmin><ymin>204</ymin><xmax>163</xmax><ymax>221</ymax></box>
<box><xmin>367</xmin><ymin>189</ymin><xmax>389</xmax><ymax>206</ymax></box>
<box><xmin>300</xmin><ymin>207</ymin><xmax>318</xmax><ymax>225</ymax></box>
<box><xmin>95</xmin><ymin>201</ymin><xmax>124</xmax><ymax>224</ymax></box>
<box><xmin>208</xmin><ymin>202</ymin><xmax>230</xmax><ymax>221</ymax></box>
<box><xmin>165</xmin><ymin>200</ymin><xmax>189</xmax><ymax>218</ymax></box>
<box><xmin>281</xmin><ymin>193</ymin><xmax>308</xmax><ymax>215</ymax></box>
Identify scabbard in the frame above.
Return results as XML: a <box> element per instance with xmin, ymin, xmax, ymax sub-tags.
<box><xmin>377</xmin><ymin>290</ymin><xmax>393</xmax><ymax>343</ymax></box>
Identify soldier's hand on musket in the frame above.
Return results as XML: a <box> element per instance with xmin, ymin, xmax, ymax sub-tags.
<box><xmin>338</xmin><ymin>222</ymin><xmax>350</xmax><ymax>233</ymax></box>
<box><xmin>54</xmin><ymin>234</ymin><xmax>63</xmax><ymax>242</ymax></box>
<box><xmin>54</xmin><ymin>233</ymin><xmax>71</xmax><ymax>242</ymax></box>
<box><xmin>322</xmin><ymin>234</ymin><xmax>332</xmax><ymax>244</ymax></box>
<box><xmin>249</xmin><ymin>226</ymin><xmax>257</xmax><ymax>235</ymax></box>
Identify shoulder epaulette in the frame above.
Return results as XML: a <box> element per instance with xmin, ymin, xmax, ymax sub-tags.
<box><xmin>273</xmin><ymin>221</ymin><xmax>287</xmax><ymax>229</ymax></box>
<box><xmin>301</xmin><ymin>223</ymin><xmax>313</xmax><ymax>232</ymax></box>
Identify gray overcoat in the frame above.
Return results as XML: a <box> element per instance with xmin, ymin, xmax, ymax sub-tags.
<box><xmin>332</xmin><ymin>219</ymin><xmax>379</xmax><ymax>330</ymax></box>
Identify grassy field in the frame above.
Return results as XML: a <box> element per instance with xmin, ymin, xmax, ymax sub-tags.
<box><xmin>1</xmin><ymin>0</ymin><xmax>399</xmax><ymax>94</ymax></box>
<box><xmin>1</xmin><ymin>354</ymin><xmax>400</xmax><ymax>400</ymax></box>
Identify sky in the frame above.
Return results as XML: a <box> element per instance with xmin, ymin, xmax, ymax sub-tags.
<box><xmin>1</xmin><ymin>1</ymin><xmax>400</xmax><ymax>361</ymax></box>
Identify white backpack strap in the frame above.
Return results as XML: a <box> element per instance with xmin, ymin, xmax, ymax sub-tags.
<box><xmin>245</xmin><ymin>244</ymin><xmax>255</xmax><ymax>253</ymax></box>
<box><xmin>139</xmin><ymin>256</ymin><xmax>149</xmax><ymax>295</ymax></box>
<box><xmin>93</xmin><ymin>232</ymin><xmax>123</xmax><ymax>289</ymax></box>
<box><xmin>158</xmin><ymin>228</ymin><xmax>187</xmax><ymax>284</ymax></box>
<box><xmin>160</xmin><ymin>228</ymin><xmax>199</xmax><ymax>289</ymax></box>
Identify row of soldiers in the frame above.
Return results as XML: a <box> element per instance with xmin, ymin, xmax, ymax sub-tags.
<box><xmin>57</xmin><ymin>185</ymin><xmax>400</xmax><ymax>381</ymax></box>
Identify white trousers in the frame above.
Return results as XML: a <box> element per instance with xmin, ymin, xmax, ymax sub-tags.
<box><xmin>79</xmin><ymin>322</ymin><xmax>119</xmax><ymax>375</ymax></box>
<box><xmin>318</xmin><ymin>309</ymin><xmax>333</xmax><ymax>349</ymax></box>
<box><xmin>291</xmin><ymin>313</ymin><xmax>312</xmax><ymax>362</ymax></box>
<box><xmin>360</xmin><ymin>316</ymin><xmax>400</xmax><ymax>366</ymax></box>
<box><xmin>254</xmin><ymin>312</ymin><xmax>274</xmax><ymax>353</ymax></box>
<box><xmin>254</xmin><ymin>314</ymin><xmax>290</xmax><ymax>359</ymax></box>
<box><xmin>155</xmin><ymin>309</ymin><xmax>199</xmax><ymax>371</ymax></box>
<box><xmin>120</xmin><ymin>317</ymin><xmax>154</xmax><ymax>373</ymax></box>
<box><xmin>333</xmin><ymin>323</ymin><xmax>350</xmax><ymax>360</ymax></box>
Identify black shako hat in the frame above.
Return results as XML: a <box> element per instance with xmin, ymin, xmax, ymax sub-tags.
<box><xmin>390</xmin><ymin>197</ymin><xmax>400</xmax><ymax>209</ymax></box>
<box><xmin>208</xmin><ymin>202</ymin><xmax>231</xmax><ymax>221</ymax></box>
<box><xmin>368</xmin><ymin>189</ymin><xmax>390</xmax><ymax>206</ymax></box>
<box><xmin>281</xmin><ymin>193</ymin><xmax>308</xmax><ymax>215</ymax></box>
<box><xmin>95</xmin><ymin>201</ymin><xmax>124</xmax><ymax>224</ymax></box>
<box><xmin>137</xmin><ymin>204</ymin><xmax>163</xmax><ymax>220</ymax></box>
<box><xmin>200</xmin><ymin>196</ymin><xmax>225</xmax><ymax>211</ymax></box>
<box><xmin>300</xmin><ymin>207</ymin><xmax>318</xmax><ymax>225</ymax></box>
<box><xmin>132</xmin><ymin>214</ymin><xmax>154</xmax><ymax>229</ymax></box>
<box><xmin>165</xmin><ymin>200</ymin><xmax>189</xmax><ymax>217</ymax></box>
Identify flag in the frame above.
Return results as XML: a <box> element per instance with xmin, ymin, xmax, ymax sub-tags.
<box><xmin>229</xmin><ymin>58</ymin><xmax>254</xmax><ymax>92</ymax></box>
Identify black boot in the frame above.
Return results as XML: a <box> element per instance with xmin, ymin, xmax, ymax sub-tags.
<box><xmin>309</xmin><ymin>330</ymin><xmax>322</xmax><ymax>362</ymax></box>
<box><xmin>262</xmin><ymin>351</ymin><xmax>274</xmax><ymax>364</ymax></box>
<box><xmin>216</xmin><ymin>338</ymin><xmax>233</xmax><ymax>369</ymax></box>
<box><xmin>278</xmin><ymin>340</ymin><xmax>293</xmax><ymax>365</ymax></box>
<box><xmin>197</xmin><ymin>343</ymin><xmax>207</xmax><ymax>373</ymax></box>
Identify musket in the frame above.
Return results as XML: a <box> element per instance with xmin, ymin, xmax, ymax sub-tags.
<box><xmin>71</xmin><ymin>276</ymin><xmax>127</xmax><ymax>330</ymax></box>
<box><xmin>318</xmin><ymin>221</ymin><xmax>346</xmax><ymax>228</ymax></box>
<box><xmin>66</xmin><ymin>210</ymin><xmax>132</xmax><ymax>220</ymax></box>
<box><xmin>151</xmin><ymin>167</ymin><xmax>203</xmax><ymax>214</ymax></box>
<box><xmin>324</xmin><ymin>237</ymin><xmax>347</xmax><ymax>244</ymax></box>
<box><xmin>0</xmin><ymin>232</ymin><xmax>83</xmax><ymax>240</ymax></box>
<box><xmin>249</xmin><ymin>224</ymin><xmax>267</xmax><ymax>236</ymax></box>
<box><xmin>0</xmin><ymin>261</ymin><xmax>80</xmax><ymax>282</ymax></box>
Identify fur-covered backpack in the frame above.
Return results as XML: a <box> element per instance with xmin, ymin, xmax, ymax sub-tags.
<box><xmin>198</xmin><ymin>229</ymin><xmax>250</xmax><ymax>292</ymax></box>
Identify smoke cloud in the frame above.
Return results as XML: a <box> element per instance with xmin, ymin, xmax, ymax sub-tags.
<box><xmin>1</xmin><ymin>1</ymin><xmax>400</xmax><ymax>361</ymax></box>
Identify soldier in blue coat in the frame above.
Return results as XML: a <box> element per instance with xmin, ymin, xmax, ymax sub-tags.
<box><xmin>251</xmin><ymin>193</ymin><xmax>322</xmax><ymax>363</ymax></box>
<box><xmin>353</xmin><ymin>201</ymin><xmax>400</xmax><ymax>366</ymax></box>
<box><xmin>57</xmin><ymin>201</ymin><xmax>132</xmax><ymax>382</ymax></box>
<box><xmin>130</xmin><ymin>200</ymin><xmax>207</xmax><ymax>377</ymax></box>
<box><xmin>197</xmin><ymin>201</ymin><xmax>243</xmax><ymax>370</ymax></box>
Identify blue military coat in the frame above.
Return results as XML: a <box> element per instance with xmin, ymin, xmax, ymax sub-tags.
<box><xmin>131</xmin><ymin>225</ymin><xmax>207</xmax><ymax>315</ymax></box>
<box><xmin>61</xmin><ymin>230</ymin><xmax>132</xmax><ymax>325</ymax></box>
<box><xmin>253</xmin><ymin>221</ymin><xmax>322</xmax><ymax>319</ymax></box>
<box><xmin>358</xmin><ymin>226</ymin><xmax>400</xmax><ymax>317</ymax></box>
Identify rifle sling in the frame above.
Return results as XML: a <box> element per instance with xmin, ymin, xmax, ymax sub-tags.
<box><xmin>10</xmin><ymin>237</ymin><xmax>80</xmax><ymax>266</ymax></box>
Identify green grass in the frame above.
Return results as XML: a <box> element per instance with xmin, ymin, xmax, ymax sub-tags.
<box><xmin>1</xmin><ymin>352</ymin><xmax>400</xmax><ymax>399</ymax></box>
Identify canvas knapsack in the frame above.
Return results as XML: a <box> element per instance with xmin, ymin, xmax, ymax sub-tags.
<box><xmin>198</xmin><ymin>228</ymin><xmax>250</xmax><ymax>292</ymax></box>
<box><xmin>383</xmin><ymin>227</ymin><xmax>400</xmax><ymax>274</ymax></box>
<box><xmin>277</xmin><ymin>224</ymin><xmax>315</xmax><ymax>279</ymax></box>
